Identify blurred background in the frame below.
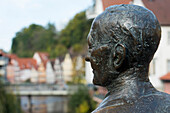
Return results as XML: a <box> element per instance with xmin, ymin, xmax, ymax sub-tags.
<box><xmin>0</xmin><ymin>0</ymin><xmax>170</xmax><ymax>113</ymax></box>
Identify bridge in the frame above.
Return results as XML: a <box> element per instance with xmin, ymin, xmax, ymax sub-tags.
<box><xmin>3</xmin><ymin>84</ymin><xmax>77</xmax><ymax>96</ymax></box>
<box><xmin>3</xmin><ymin>84</ymin><xmax>78</xmax><ymax>113</ymax></box>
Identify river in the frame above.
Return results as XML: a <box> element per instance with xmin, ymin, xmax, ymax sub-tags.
<box><xmin>20</xmin><ymin>96</ymin><xmax>68</xmax><ymax>113</ymax></box>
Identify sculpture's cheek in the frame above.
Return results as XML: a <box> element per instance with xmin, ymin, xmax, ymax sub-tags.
<box><xmin>92</xmin><ymin>70</ymin><xmax>101</xmax><ymax>85</ymax></box>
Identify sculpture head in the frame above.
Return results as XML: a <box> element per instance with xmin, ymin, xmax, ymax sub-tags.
<box><xmin>85</xmin><ymin>4</ymin><xmax>161</xmax><ymax>86</ymax></box>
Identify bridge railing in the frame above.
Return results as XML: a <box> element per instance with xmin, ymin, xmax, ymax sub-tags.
<box><xmin>3</xmin><ymin>84</ymin><xmax>67</xmax><ymax>92</ymax></box>
<box><xmin>2</xmin><ymin>84</ymin><xmax>79</xmax><ymax>96</ymax></box>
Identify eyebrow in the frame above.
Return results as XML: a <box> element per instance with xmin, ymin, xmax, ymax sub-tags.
<box><xmin>87</xmin><ymin>36</ymin><xmax>92</xmax><ymax>48</ymax></box>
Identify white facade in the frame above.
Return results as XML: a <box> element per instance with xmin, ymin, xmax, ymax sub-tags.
<box><xmin>86</xmin><ymin>0</ymin><xmax>103</xmax><ymax>19</ymax></box>
<box><xmin>149</xmin><ymin>26</ymin><xmax>170</xmax><ymax>90</ymax></box>
<box><xmin>133</xmin><ymin>0</ymin><xmax>145</xmax><ymax>6</ymax></box>
<box><xmin>33</xmin><ymin>53</ymin><xmax>41</xmax><ymax>65</ymax></box>
<box><xmin>30</xmin><ymin>67</ymin><xmax>38</xmax><ymax>83</ymax></box>
<box><xmin>62</xmin><ymin>53</ymin><xmax>73</xmax><ymax>82</ymax></box>
<box><xmin>54</xmin><ymin>58</ymin><xmax>63</xmax><ymax>84</ymax></box>
<box><xmin>46</xmin><ymin>61</ymin><xmax>55</xmax><ymax>84</ymax></box>
<box><xmin>19</xmin><ymin>69</ymin><xmax>31</xmax><ymax>82</ymax></box>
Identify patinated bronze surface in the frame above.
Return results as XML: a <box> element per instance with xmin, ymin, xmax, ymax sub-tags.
<box><xmin>85</xmin><ymin>4</ymin><xmax>170</xmax><ymax>113</ymax></box>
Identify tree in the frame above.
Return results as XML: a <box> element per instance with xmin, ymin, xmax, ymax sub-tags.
<box><xmin>59</xmin><ymin>11</ymin><xmax>93</xmax><ymax>49</ymax></box>
<box><xmin>11</xmin><ymin>11</ymin><xmax>93</xmax><ymax>57</ymax></box>
<box><xmin>0</xmin><ymin>80</ymin><xmax>22</xmax><ymax>113</ymax></box>
<box><xmin>11</xmin><ymin>23</ymin><xmax>58</xmax><ymax>57</ymax></box>
<box><xmin>68</xmin><ymin>85</ymin><xmax>96</xmax><ymax>113</ymax></box>
<box><xmin>49</xmin><ymin>44</ymin><xmax>67</xmax><ymax>58</ymax></box>
<box><xmin>72</xmin><ymin>56</ymin><xmax>86</xmax><ymax>84</ymax></box>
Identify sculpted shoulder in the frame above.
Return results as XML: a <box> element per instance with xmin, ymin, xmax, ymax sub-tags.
<box><xmin>152</xmin><ymin>92</ymin><xmax>170</xmax><ymax>112</ymax></box>
<box><xmin>92</xmin><ymin>91</ymin><xmax>170</xmax><ymax>113</ymax></box>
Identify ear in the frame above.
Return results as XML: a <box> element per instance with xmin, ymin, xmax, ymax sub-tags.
<box><xmin>113</xmin><ymin>44</ymin><xmax>126</xmax><ymax>69</ymax></box>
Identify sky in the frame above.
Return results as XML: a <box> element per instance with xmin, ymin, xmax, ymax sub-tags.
<box><xmin>0</xmin><ymin>0</ymin><xmax>93</xmax><ymax>52</ymax></box>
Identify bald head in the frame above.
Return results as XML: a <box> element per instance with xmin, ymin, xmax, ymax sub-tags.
<box><xmin>89</xmin><ymin>4</ymin><xmax>161</xmax><ymax>67</ymax></box>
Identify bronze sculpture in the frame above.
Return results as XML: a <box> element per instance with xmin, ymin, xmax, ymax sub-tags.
<box><xmin>85</xmin><ymin>4</ymin><xmax>170</xmax><ymax>113</ymax></box>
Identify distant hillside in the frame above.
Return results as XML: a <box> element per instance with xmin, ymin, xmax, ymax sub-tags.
<box><xmin>11</xmin><ymin>11</ymin><xmax>93</xmax><ymax>58</ymax></box>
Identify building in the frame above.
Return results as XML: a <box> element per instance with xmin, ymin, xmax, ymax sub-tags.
<box><xmin>33</xmin><ymin>52</ymin><xmax>49</xmax><ymax>83</ymax></box>
<box><xmin>52</xmin><ymin>58</ymin><xmax>63</xmax><ymax>84</ymax></box>
<box><xmin>0</xmin><ymin>50</ymin><xmax>9</xmax><ymax>83</ymax></box>
<box><xmin>85</xmin><ymin>0</ymin><xmax>170</xmax><ymax>91</ymax></box>
<box><xmin>1</xmin><ymin>50</ymin><xmax>77</xmax><ymax>84</ymax></box>
<box><xmin>62</xmin><ymin>53</ymin><xmax>73</xmax><ymax>83</ymax></box>
<box><xmin>86</xmin><ymin>0</ymin><xmax>133</xmax><ymax>19</ymax></box>
<box><xmin>30</xmin><ymin>66</ymin><xmax>38</xmax><ymax>83</ymax></box>
<box><xmin>6</xmin><ymin>53</ymin><xmax>38</xmax><ymax>84</ymax></box>
<box><xmin>17</xmin><ymin>58</ymin><xmax>37</xmax><ymax>83</ymax></box>
<box><xmin>6</xmin><ymin>54</ymin><xmax>19</xmax><ymax>84</ymax></box>
<box><xmin>46</xmin><ymin>60</ymin><xmax>55</xmax><ymax>84</ymax></box>
<box><xmin>160</xmin><ymin>73</ymin><xmax>170</xmax><ymax>94</ymax></box>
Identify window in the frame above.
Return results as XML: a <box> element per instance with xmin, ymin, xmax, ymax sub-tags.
<box><xmin>149</xmin><ymin>59</ymin><xmax>156</xmax><ymax>75</ymax></box>
<box><xmin>167</xmin><ymin>60</ymin><xmax>170</xmax><ymax>72</ymax></box>
<box><xmin>168</xmin><ymin>31</ymin><xmax>170</xmax><ymax>45</ymax></box>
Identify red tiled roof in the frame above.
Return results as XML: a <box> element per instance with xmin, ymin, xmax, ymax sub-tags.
<box><xmin>142</xmin><ymin>0</ymin><xmax>170</xmax><ymax>26</ymax></box>
<box><xmin>6</xmin><ymin>54</ymin><xmax>19</xmax><ymax>65</ymax></box>
<box><xmin>102</xmin><ymin>0</ymin><xmax>132</xmax><ymax>10</ymax></box>
<box><xmin>0</xmin><ymin>50</ymin><xmax>10</xmax><ymax>57</ymax></box>
<box><xmin>160</xmin><ymin>72</ymin><xmax>170</xmax><ymax>80</ymax></box>
<box><xmin>0</xmin><ymin>51</ymin><xmax>19</xmax><ymax>65</ymax></box>
<box><xmin>0</xmin><ymin>50</ymin><xmax>6</xmax><ymax>56</ymax></box>
<box><xmin>6</xmin><ymin>54</ymin><xmax>18</xmax><ymax>59</ymax></box>
<box><xmin>17</xmin><ymin>58</ymin><xmax>37</xmax><ymax>70</ymax></box>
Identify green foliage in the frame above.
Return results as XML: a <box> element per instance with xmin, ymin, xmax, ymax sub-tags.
<box><xmin>0</xmin><ymin>81</ymin><xmax>22</xmax><ymax>113</ymax></box>
<box><xmin>11</xmin><ymin>23</ymin><xmax>58</xmax><ymax>57</ymax></box>
<box><xmin>72</xmin><ymin>44</ymin><xmax>83</xmax><ymax>53</ymax></box>
<box><xmin>50</xmin><ymin>44</ymin><xmax>67</xmax><ymax>58</ymax></box>
<box><xmin>11</xmin><ymin>11</ymin><xmax>93</xmax><ymax>57</ymax></box>
<box><xmin>68</xmin><ymin>85</ymin><xmax>96</xmax><ymax>113</ymax></box>
<box><xmin>72</xmin><ymin>57</ymin><xmax>86</xmax><ymax>84</ymax></box>
<box><xmin>59</xmin><ymin>11</ymin><xmax>92</xmax><ymax>49</ymax></box>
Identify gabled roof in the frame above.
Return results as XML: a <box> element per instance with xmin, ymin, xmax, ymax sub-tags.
<box><xmin>160</xmin><ymin>72</ymin><xmax>170</xmax><ymax>81</ymax></box>
<box><xmin>17</xmin><ymin>58</ymin><xmax>37</xmax><ymax>70</ymax></box>
<box><xmin>58</xmin><ymin>56</ymin><xmax>65</xmax><ymax>63</ymax></box>
<box><xmin>102</xmin><ymin>0</ymin><xmax>133</xmax><ymax>10</ymax></box>
<box><xmin>37</xmin><ymin>52</ymin><xmax>49</xmax><ymax>60</ymax></box>
<box><xmin>50</xmin><ymin>59</ymin><xmax>55</xmax><ymax>70</ymax></box>
<box><xmin>36</xmin><ymin>52</ymin><xmax>49</xmax><ymax>67</ymax></box>
<box><xmin>142</xmin><ymin>0</ymin><xmax>170</xmax><ymax>26</ymax></box>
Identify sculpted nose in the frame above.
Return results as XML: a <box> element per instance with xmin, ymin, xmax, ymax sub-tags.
<box><xmin>85</xmin><ymin>52</ymin><xmax>91</xmax><ymax>62</ymax></box>
<box><xmin>85</xmin><ymin>47</ymin><xmax>92</xmax><ymax>62</ymax></box>
<box><xmin>85</xmin><ymin>55</ymin><xmax>91</xmax><ymax>62</ymax></box>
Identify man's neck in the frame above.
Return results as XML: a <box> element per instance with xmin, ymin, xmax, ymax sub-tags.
<box><xmin>106</xmin><ymin>67</ymin><xmax>156</xmax><ymax>100</ymax></box>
